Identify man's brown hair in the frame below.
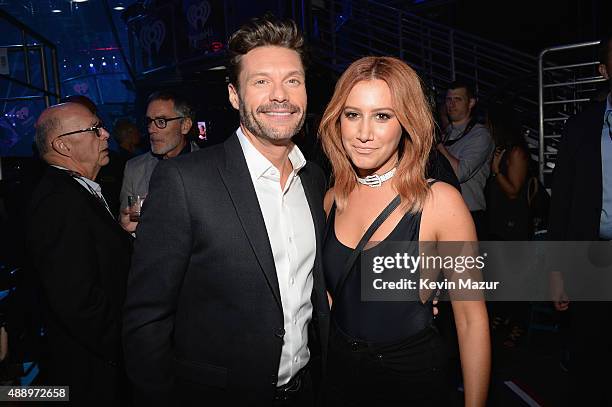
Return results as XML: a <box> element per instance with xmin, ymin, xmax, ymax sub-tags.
<box><xmin>227</xmin><ymin>14</ymin><xmax>305</xmax><ymax>89</ymax></box>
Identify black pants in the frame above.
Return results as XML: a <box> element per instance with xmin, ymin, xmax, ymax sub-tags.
<box><xmin>568</xmin><ymin>301</ymin><xmax>612</xmax><ymax>406</ymax></box>
<box><xmin>324</xmin><ymin>323</ymin><xmax>450</xmax><ymax>407</ymax></box>
<box><xmin>273</xmin><ymin>366</ymin><xmax>315</xmax><ymax>407</ymax></box>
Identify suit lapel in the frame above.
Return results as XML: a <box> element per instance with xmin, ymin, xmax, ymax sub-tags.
<box><xmin>217</xmin><ymin>134</ymin><xmax>283</xmax><ymax>311</ymax></box>
<box><xmin>299</xmin><ymin>164</ymin><xmax>330</xmax><ymax>362</ymax></box>
<box><xmin>49</xmin><ymin>167</ymin><xmax>132</xmax><ymax>239</ymax></box>
<box><xmin>299</xmin><ymin>164</ymin><xmax>329</xmax><ymax>315</ymax></box>
<box><xmin>299</xmin><ymin>165</ymin><xmax>325</xmax><ymax>267</ymax></box>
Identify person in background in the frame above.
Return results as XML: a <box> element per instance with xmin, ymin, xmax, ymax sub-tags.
<box><xmin>437</xmin><ymin>81</ymin><xmax>494</xmax><ymax>240</ymax></box>
<box><xmin>98</xmin><ymin>117</ymin><xmax>144</xmax><ymax>215</ymax></box>
<box><xmin>113</xmin><ymin>118</ymin><xmax>142</xmax><ymax>160</ymax></box>
<box><xmin>27</xmin><ymin>102</ymin><xmax>132</xmax><ymax>405</ymax></box>
<box><xmin>548</xmin><ymin>32</ymin><xmax>612</xmax><ymax>406</ymax></box>
<box><xmin>119</xmin><ymin>91</ymin><xmax>198</xmax><ymax>231</ymax></box>
<box><xmin>486</xmin><ymin>103</ymin><xmax>530</xmax><ymax>241</ymax></box>
<box><xmin>485</xmin><ymin>103</ymin><xmax>530</xmax><ymax>348</ymax></box>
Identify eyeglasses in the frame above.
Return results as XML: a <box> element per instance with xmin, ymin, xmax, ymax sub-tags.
<box><xmin>57</xmin><ymin>122</ymin><xmax>106</xmax><ymax>138</ymax></box>
<box><xmin>145</xmin><ymin>116</ymin><xmax>184</xmax><ymax>129</ymax></box>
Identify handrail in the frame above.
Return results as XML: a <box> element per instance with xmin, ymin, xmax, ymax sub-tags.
<box><xmin>0</xmin><ymin>8</ymin><xmax>61</xmax><ymax>107</ymax></box>
<box><xmin>312</xmin><ymin>0</ymin><xmax>541</xmax><ymax>182</ymax></box>
<box><xmin>537</xmin><ymin>40</ymin><xmax>604</xmax><ymax>183</ymax></box>
<box><xmin>367</xmin><ymin>0</ymin><xmax>536</xmax><ymax>61</ymax></box>
<box><xmin>0</xmin><ymin>8</ymin><xmax>56</xmax><ymax>48</ymax></box>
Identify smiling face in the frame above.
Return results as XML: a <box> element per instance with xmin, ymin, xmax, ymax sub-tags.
<box><xmin>228</xmin><ymin>45</ymin><xmax>306</xmax><ymax>145</ymax></box>
<box><xmin>340</xmin><ymin>79</ymin><xmax>403</xmax><ymax>177</ymax></box>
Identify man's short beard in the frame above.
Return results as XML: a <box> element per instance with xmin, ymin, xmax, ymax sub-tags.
<box><xmin>239</xmin><ymin>99</ymin><xmax>305</xmax><ymax>143</ymax></box>
<box><xmin>151</xmin><ymin>134</ymin><xmax>183</xmax><ymax>156</ymax></box>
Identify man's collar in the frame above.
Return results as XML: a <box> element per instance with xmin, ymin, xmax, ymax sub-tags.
<box><xmin>51</xmin><ymin>164</ymin><xmax>102</xmax><ymax>192</ymax></box>
<box><xmin>445</xmin><ymin>120</ymin><xmax>467</xmax><ymax>136</ymax></box>
<box><xmin>236</xmin><ymin>127</ymin><xmax>306</xmax><ymax>180</ymax></box>
<box><xmin>449</xmin><ymin>118</ymin><xmax>471</xmax><ymax>131</ymax></box>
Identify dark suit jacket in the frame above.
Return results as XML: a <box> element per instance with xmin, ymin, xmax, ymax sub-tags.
<box><xmin>123</xmin><ymin>134</ymin><xmax>330</xmax><ymax>405</ymax></box>
<box><xmin>548</xmin><ymin>101</ymin><xmax>607</xmax><ymax>240</ymax></box>
<box><xmin>547</xmin><ymin>100</ymin><xmax>612</xmax><ymax>405</ymax></box>
<box><xmin>26</xmin><ymin>166</ymin><xmax>133</xmax><ymax>405</ymax></box>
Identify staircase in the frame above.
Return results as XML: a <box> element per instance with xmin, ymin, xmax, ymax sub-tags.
<box><xmin>309</xmin><ymin>0</ymin><xmax>541</xmax><ymax>164</ymax></box>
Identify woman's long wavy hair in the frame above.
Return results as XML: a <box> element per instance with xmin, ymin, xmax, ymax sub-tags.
<box><xmin>318</xmin><ymin>56</ymin><xmax>435</xmax><ymax>212</ymax></box>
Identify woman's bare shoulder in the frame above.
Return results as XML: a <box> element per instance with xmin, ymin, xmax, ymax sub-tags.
<box><xmin>427</xmin><ymin>181</ymin><xmax>465</xmax><ymax>209</ymax></box>
<box><xmin>422</xmin><ymin>181</ymin><xmax>476</xmax><ymax>241</ymax></box>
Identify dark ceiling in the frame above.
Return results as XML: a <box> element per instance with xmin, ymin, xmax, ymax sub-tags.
<box><xmin>0</xmin><ymin>0</ymin><xmax>131</xmax><ymax>63</ymax></box>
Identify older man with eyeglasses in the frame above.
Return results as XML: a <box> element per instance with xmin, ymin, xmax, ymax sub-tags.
<box><xmin>119</xmin><ymin>91</ymin><xmax>199</xmax><ymax>233</ymax></box>
<box><xmin>26</xmin><ymin>102</ymin><xmax>134</xmax><ymax>405</ymax></box>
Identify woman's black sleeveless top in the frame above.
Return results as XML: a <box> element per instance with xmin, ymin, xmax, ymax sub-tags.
<box><xmin>323</xmin><ymin>202</ymin><xmax>433</xmax><ymax>342</ymax></box>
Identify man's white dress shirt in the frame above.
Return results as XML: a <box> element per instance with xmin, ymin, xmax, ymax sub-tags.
<box><xmin>237</xmin><ymin>128</ymin><xmax>316</xmax><ymax>386</ymax></box>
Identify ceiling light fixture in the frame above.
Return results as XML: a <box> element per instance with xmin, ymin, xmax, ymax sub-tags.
<box><xmin>113</xmin><ymin>3</ymin><xmax>125</xmax><ymax>11</ymax></box>
<box><xmin>50</xmin><ymin>0</ymin><xmax>62</xmax><ymax>12</ymax></box>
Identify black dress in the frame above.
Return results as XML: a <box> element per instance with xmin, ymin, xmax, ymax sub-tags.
<box><xmin>323</xmin><ymin>202</ymin><xmax>450</xmax><ymax>406</ymax></box>
<box><xmin>486</xmin><ymin>146</ymin><xmax>530</xmax><ymax>240</ymax></box>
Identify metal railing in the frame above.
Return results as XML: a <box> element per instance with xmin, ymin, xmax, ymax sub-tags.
<box><xmin>0</xmin><ymin>8</ymin><xmax>61</xmax><ymax>109</ymax></box>
<box><xmin>310</xmin><ymin>0</ymin><xmax>542</xmax><ymax>177</ymax></box>
<box><xmin>311</xmin><ymin>0</ymin><xmax>537</xmax><ymax>99</ymax></box>
<box><xmin>538</xmin><ymin>41</ymin><xmax>606</xmax><ymax>183</ymax></box>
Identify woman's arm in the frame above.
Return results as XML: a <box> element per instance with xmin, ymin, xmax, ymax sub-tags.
<box><xmin>427</xmin><ymin>183</ymin><xmax>491</xmax><ymax>406</ymax></box>
<box><xmin>451</xmin><ymin>299</ymin><xmax>490</xmax><ymax>406</ymax></box>
<box><xmin>491</xmin><ymin>146</ymin><xmax>528</xmax><ymax>199</ymax></box>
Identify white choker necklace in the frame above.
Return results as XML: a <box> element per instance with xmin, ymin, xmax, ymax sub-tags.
<box><xmin>357</xmin><ymin>167</ymin><xmax>396</xmax><ymax>188</ymax></box>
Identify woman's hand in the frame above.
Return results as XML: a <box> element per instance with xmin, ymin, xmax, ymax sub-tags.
<box><xmin>491</xmin><ymin>147</ymin><xmax>505</xmax><ymax>175</ymax></box>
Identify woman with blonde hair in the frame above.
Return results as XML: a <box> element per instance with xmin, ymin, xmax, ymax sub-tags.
<box><xmin>319</xmin><ymin>56</ymin><xmax>490</xmax><ymax>406</ymax></box>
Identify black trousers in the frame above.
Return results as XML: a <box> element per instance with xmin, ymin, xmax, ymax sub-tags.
<box><xmin>324</xmin><ymin>322</ymin><xmax>450</xmax><ymax>407</ymax></box>
<box><xmin>568</xmin><ymin>301</ymin><xmax>612</xmax><ymax>406</ymax></box>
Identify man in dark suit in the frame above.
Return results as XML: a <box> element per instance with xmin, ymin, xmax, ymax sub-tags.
<box><xmin>27</xmin><ymin>102</ymin><xmax>133</xmax><ymax>404</ymax></box>
<box><xmin>123</xmin><ymin>15</ymin><xmax>329</xmax><ymax>406</ymax></box>
<box><xmin>549</xmin><ymin>33</ymin><xmax>612</xmax><ymax>406</ymax></box>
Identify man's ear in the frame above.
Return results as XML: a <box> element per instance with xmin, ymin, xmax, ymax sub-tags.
<box><xmin>51</xmin><ymin>137</ymin><xmax>71</xmax><ymax>157</ymax></box>
<box><xmin>181</xmin><ymin>117</ymin><xmax>193</xmax><ymax>135</ymax></box>
<box><xmin>468</xmin><ymin>98</ymin><xmax>476</xmax><ymax>110</ymax></box>
<box><xmin>228</xmin><ymin>83</ymin><xmax>240</xmax><ymax>110</ymax></box>
<box><xmin>598</xmin><ymin>63</ymin><xmax>610</xmax><ymax>80</ymax></box>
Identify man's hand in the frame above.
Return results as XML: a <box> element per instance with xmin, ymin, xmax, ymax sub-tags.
<box><xmin>120</xmin><ymin>207</ymin><xmax>138</xmax><ymax>233</ymax></box>
<box><xmin>433</xmin><ymin>295</ymin><xmax>439</xmax><ymax>317</ymax></box>
<box><xmin>550</xmin><ymin>271</ymin><xmax>569</xmax><ymax>311</ymax></box>
<box><xmin>436</xmin><ymin>143</ymin><xmax>460</xmax><ymax>175</ymax></box>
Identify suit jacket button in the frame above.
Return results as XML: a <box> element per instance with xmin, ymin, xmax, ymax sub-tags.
<box><xmin>270</xmin><ymin>374</ymin><xmax>277</xmax><ymax>385</ymax></box>
<box><xmin>275</xmin><ymin>328</ymin><xmax>285</xmax><ymax>339</ymax></box>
